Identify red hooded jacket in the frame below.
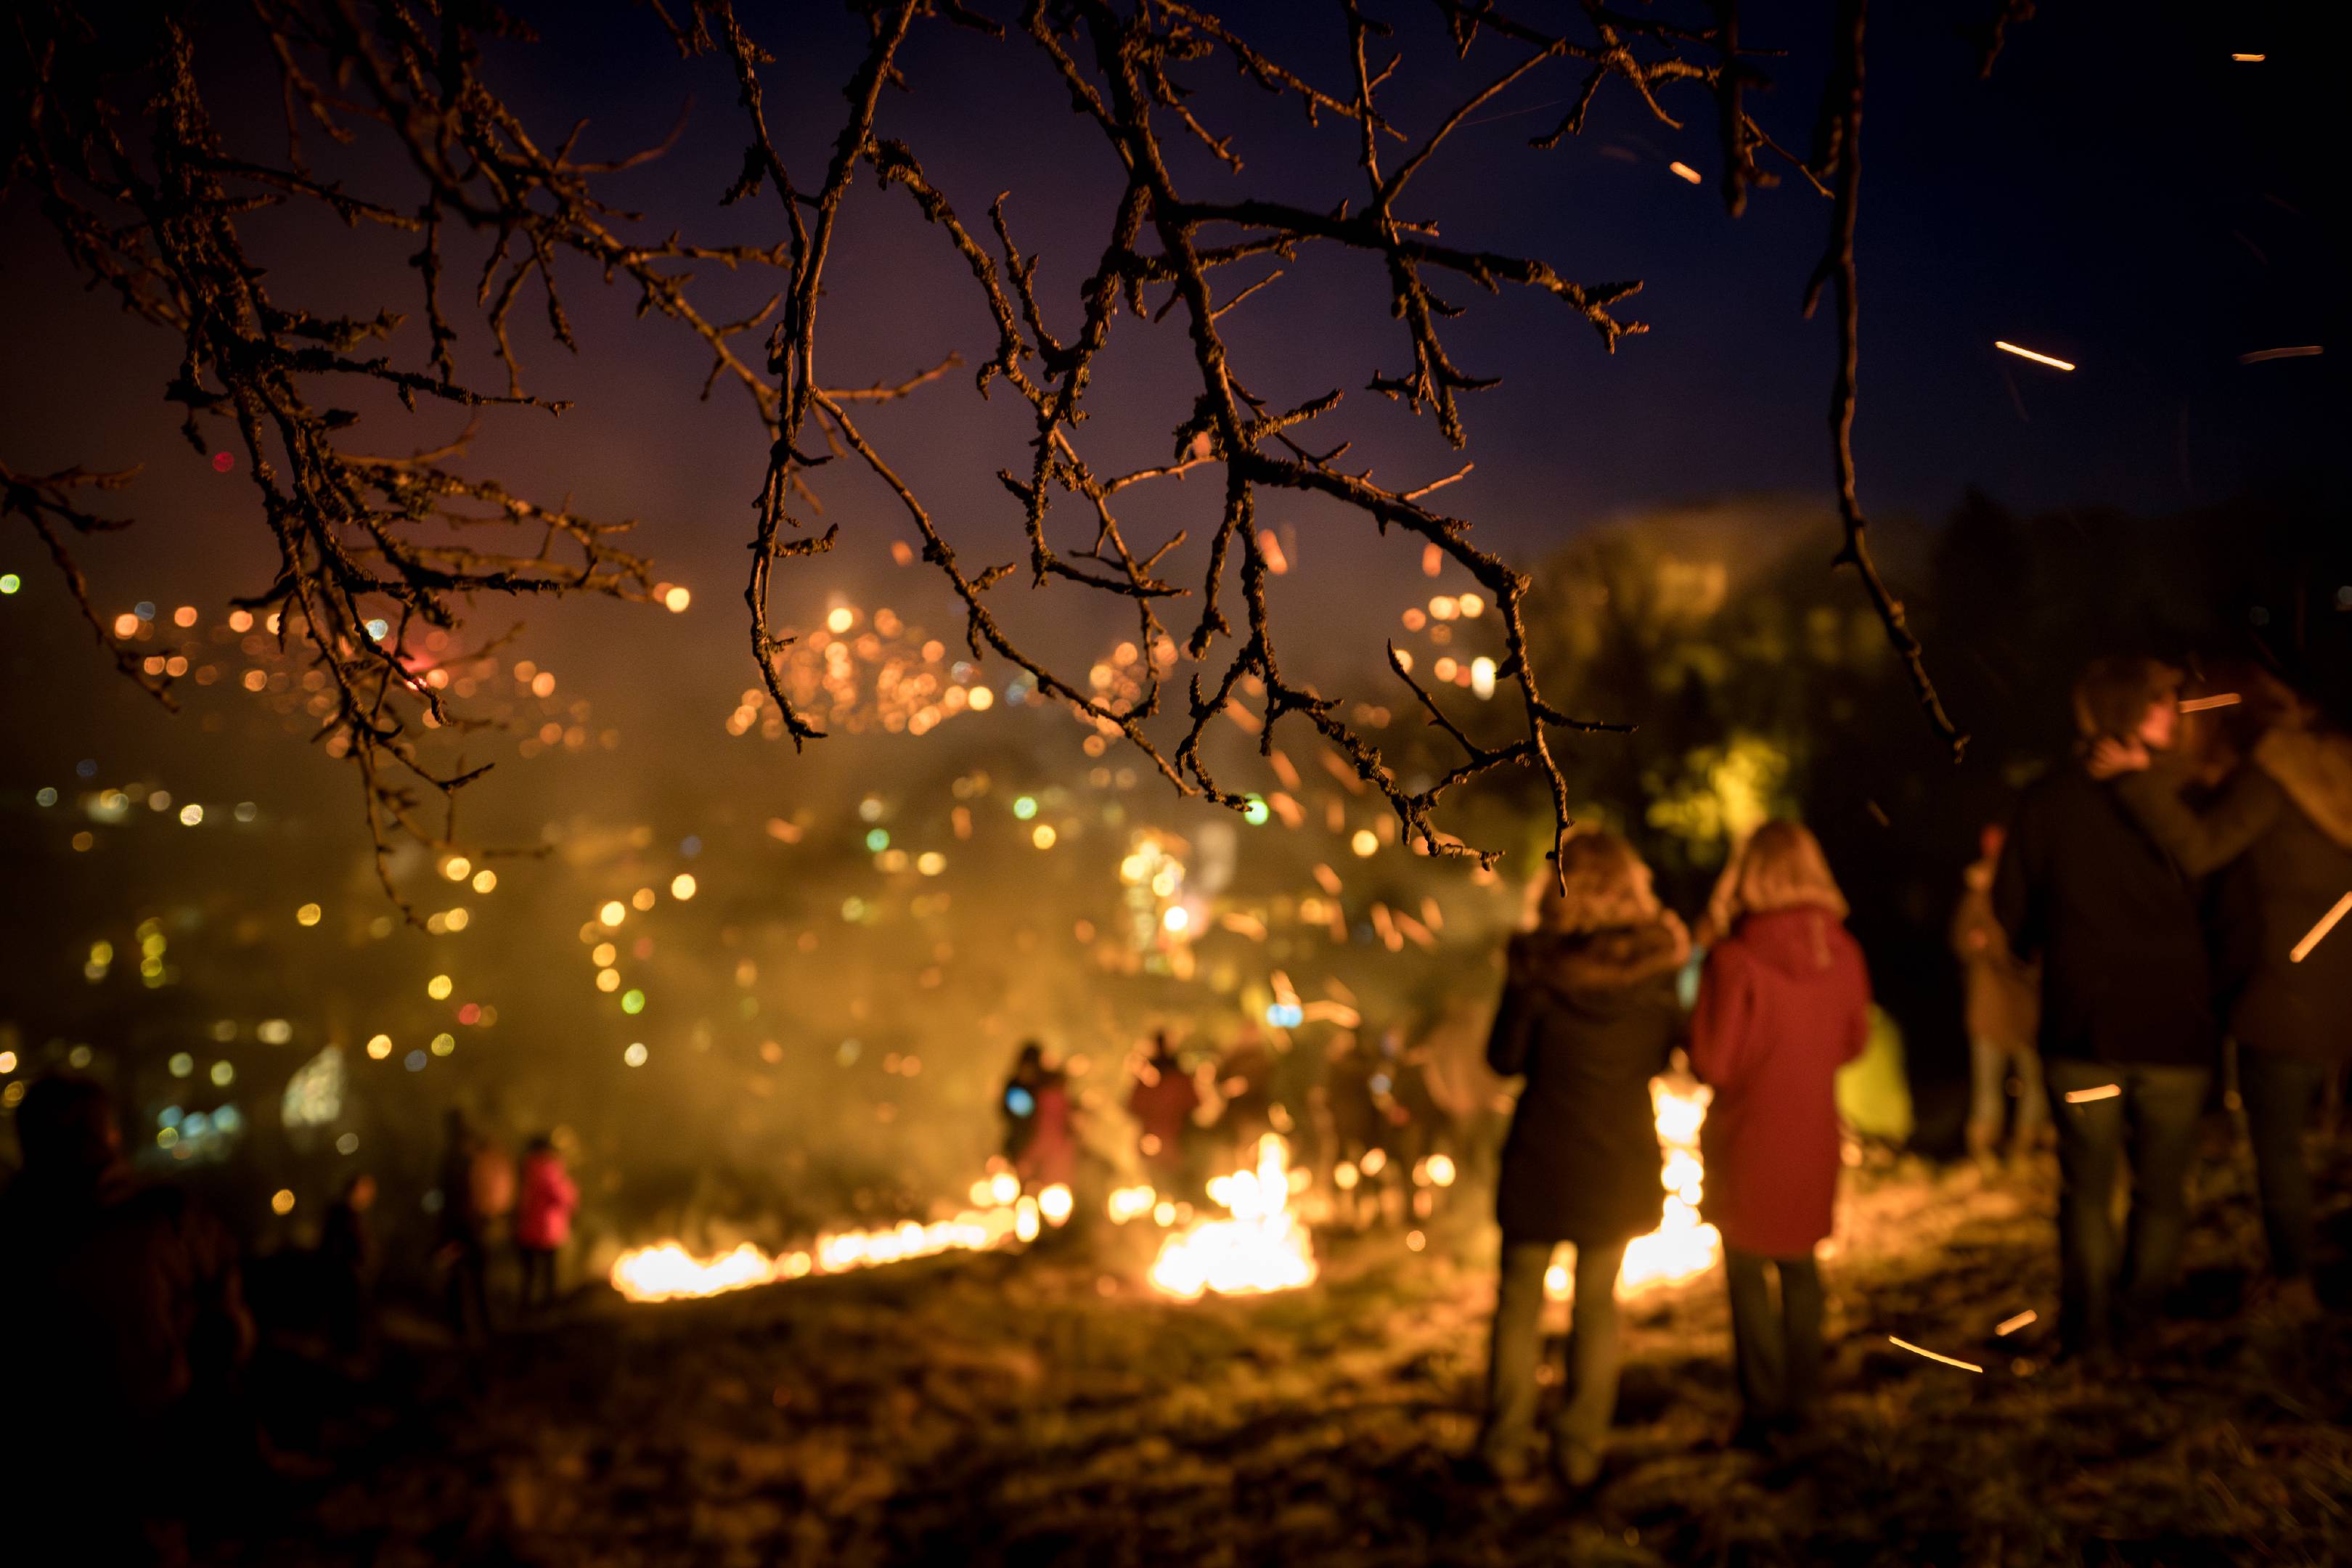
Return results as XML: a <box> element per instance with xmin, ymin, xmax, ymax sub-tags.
<box><xmin>1689</xmin><ymin>907</ymin><xmax>1871</xmax><ymax>1258</ymax></box>
<box><xmin>514</xmin><ymin>1149</ymin><xmax>579</xmax><ymax>1251</ymax></box>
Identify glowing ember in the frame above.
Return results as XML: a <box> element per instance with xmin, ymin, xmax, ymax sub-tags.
<box><xmin>1548</xmin><ymin>1077</ymin><xmax>1721</xmax><ymax>1301</ymax></box>
<box><xmin>1106</xmin><ymin>1184</ymin><xmax>1159</xmax><ymax>1224</ymax></box>
<box><xmin>2290</xmin><ymin>891</ymin><xmax>2352</xmax><ymax>964</ymax></box>
<box><xmin>2062</xmin><ymin>1082</ymin><xmax>2122</xmax><ymax>1103</ymax></box>
<box><xmin>1889</xmin><ymin>1334</ymin><xmax>1983</xmax><ymax>1373</ymax></box>
<box><xmin>1148</xmin><ymin>1135</ymin><xmax>1318</xmax><ymax>1302</ymax></box>
<box><xmin>1993</xmin><ymin>340</ymin><xmax>2076</xmax><ymax>372</ymax></box>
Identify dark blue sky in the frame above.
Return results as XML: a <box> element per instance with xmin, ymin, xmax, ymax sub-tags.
<box><xmin>1</xmin><ymin>0</ymin><xmax>2341</xmax><ymax>828</ymax></box>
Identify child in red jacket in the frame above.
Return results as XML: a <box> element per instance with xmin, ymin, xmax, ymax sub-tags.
<box><xmin>1690</xmin><ymin>821</ymin><xmax>1871</xmax><ymax>1447</ymax></box>
<box><xmin>514</xmin><ymin>1135</ymin><xmax>579</xmax><ymax>1312</ymax></box>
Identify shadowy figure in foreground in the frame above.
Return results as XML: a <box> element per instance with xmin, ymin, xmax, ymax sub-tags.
<box><xmin>1997</xmin><ymin>658</ymin><xmax>2216</xmax><ymax>1363</ymax></box>
<box><xmin>1479</xmin><ymin>830</ymin><xmax>1689</xmax><ymax>1488</ymax></box>
<box><xmin>2098</xmin><ymin>660</ymin><xmax>2352</xmax><ymax>1325</ymax></box>
<box><xmin>319</xmin><ymin>1172</ymin><xmax>379</xmax><ymax>1363</ymax></box>
<box><xmin>0</xmin><ymin>1075</ymin><xmax>255</xmax><ymax>1563</ymax></box>
<box><xmin>436</xmin><ymin>1108</ymin><xmax>512</xmax><ymax>1344</ymax></box>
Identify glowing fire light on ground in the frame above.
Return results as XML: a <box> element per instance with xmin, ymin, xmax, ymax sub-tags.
<box><xmin>610</xmin><ymin>1181</ymin><xmax>1074</xmax><ymax>1303</ymax></box>
<box><xmin>1548</xmin><ymin>1078</ymin><xmax>1721</xmax><ymax>1301</ymax></box>
<box><xmin>1148</xmin><ymin>1135</ymin><xmax>1319</xmax><ymax>1302</ymax></box>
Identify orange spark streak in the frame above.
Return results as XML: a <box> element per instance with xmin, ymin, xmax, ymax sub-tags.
<box><xmin>1994</xmin><ymin>340</ymin><xmax>2075</xmax><ymax>372</ymax></box>
<box><xmin>1890</xmin><ymin>1336</ymin><xmax>1983</xmax><ymax>1373</ymax></box>
<box><xmin>1995</xmin><ymin>1309</ymin><xmax>2038</xmax><ymax>1336</ymax></box>
<box><xmin>2063</xmin><ymin>1083</ymin><xmax>2123</xmax><ymax>1103</ymax></box>
<box><xmin>1667</xmin><ymin>161</ymin><xmax>1702</xmax><ymax>185</ymax></box>
<box><xmin>2239</xmin><ymin>346</ymin><xmax>2322</xmax><ymax>363</ymax></box>
<box><xmin>2290</xmin><ymin>891</ymin><xmax>2352</xmax><ymax>964</ymax></box>
<box><xmin>2179</xmin><ymin>693</ymin><xmax>2242</xmax><ymax>712</ymax></box>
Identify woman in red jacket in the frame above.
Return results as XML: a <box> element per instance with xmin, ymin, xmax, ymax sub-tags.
<box><xmin>514</xmin><ymin>1135</ymin><xmax>579</xmax><ymax>1312</ymax></box>
<box><xmin>1690</xmin><ymin>821</ymin><xmax>1871</xmax><ymax>1447</ymax></box>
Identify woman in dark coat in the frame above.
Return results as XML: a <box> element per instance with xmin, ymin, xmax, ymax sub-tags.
<box><xmin>1478</xmin><ymin>831</ymin><xmax>1688</xmax><ymax>1487</ymax></box>
<box><xmin>2096</xmin><ymin>666</ymin><xmax>2352</xmax><ymax>1322</ymax></box>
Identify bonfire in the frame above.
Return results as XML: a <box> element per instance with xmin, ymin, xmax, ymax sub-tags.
<box><xmin>1548</xmin><ymin>1077</ymin><xmax>1721</xmax><ymax>1300</ymax></box>
<box><xmin>1147</xmin><ymin>1133</ymin><xmax>1319</xmax><ymax>1302</ymax></box>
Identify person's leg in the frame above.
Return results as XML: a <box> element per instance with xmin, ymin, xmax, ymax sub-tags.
<box><xmin>1776</xmin><ymin>1254</ymin><xmax>1826</xmax><ymax>1422</ymax></box>
<box><xmin>2118</xmin><ymin>1063</ymin><xmax>2213</xmax><ymax>1343</ymax></box>
<box><xmin>2009</xmin><ymin>1048</ymin><xmax>2048</xmax><ymax>1159</ymax></box>
<box><xmin>2237</xmin><ymin>1047</ymin><xmax>2320</xmax><ymax>1281</ymax></box>
<box><xmin>1723</xmin><ymin>1245</ymin><xmax>1785</xmax><ymax>1429</ymax></box>
<box><xmin>1967</xmin><ymin>1036</ymin><xmax>2006</xmax><ymax>1162</ymax></box>
<box><xmin>2044</xmin><ymin>1058</ymin><xmax>2126</xmax><ymax>1358</ymax></box>
<box><xmin>1556</xmin><ymin>1239</ymin><xmax>1628</xmax><ymax>1481</ymax></box>
<box><xmin>1478</xmin><ymin>1241</ymin><xmax>1553</xmax><ymax>1473</ymax></box>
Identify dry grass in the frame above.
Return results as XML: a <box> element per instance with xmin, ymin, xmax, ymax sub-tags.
<box><xmin>221</xmin><ymin>1140</ymin><xmax>2352</xmax><ymax>1567</ymax></box>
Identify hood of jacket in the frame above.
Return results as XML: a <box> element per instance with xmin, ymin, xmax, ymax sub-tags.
<box><xmin>1731</xmin><ymin>905</ymin><xmax>1847</xmax><ymax>977</ymax></box>
<box><xmin>2256</xmin><ymin>727</ymin><xmax>2352</xmax><ymax>852</ymax></box>
<box><xmin>1512</xmin><ymin>919</ymin><xmax>1684</xmax><ymax>1000</ymax></box>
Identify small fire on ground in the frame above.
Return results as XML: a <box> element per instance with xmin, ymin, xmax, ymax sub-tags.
<box><xmin>1147</xmin><ymin>1133</ymin><xmax>1318</xmax><ymax>1302</ymax></box>
<box><xmin>1547</xmin><ymin>1077</ymin><xmax>1721</xmax><ymax>1300</ymax></box>
<box><xmin>608</xmin><ymin>1171</ymin><xmax>1069</xmax><ymax>1303</ymax></box>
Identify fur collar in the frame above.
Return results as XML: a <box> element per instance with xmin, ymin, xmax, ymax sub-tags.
<box><xmin>1512</xmin><ymin>919</ymin><xmax>1686</xmax><ymax>995</ymax></box>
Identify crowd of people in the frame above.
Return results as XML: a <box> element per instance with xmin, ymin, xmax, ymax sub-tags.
<box><xmin>1475</xmin><ymin>655</ymin><xmax>2350</xmax><ymax>1490</ymax></box>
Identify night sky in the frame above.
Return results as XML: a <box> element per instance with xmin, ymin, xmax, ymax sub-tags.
<box><xmin>1</xmin><ymin>0</ymin><xmax>2343</xmax><ymax>834</ymax></box>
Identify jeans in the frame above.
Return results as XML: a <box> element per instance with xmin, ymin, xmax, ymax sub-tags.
<box><xmin>1967</xmin><ymin>1036</ymin><xmax>2046</xmax><ymax>1158</ymax></box>
<box><xmin>1481</xmin><ymin>1238</ymin><xmax>1628</xmax><ymax>1468</ymax></box>
<box><xmin>2043</xmin><ymin>1058</ymin><xmax>2211</xmax><ymax>1355</ymax></box>
<box><xmin>2238</xmin><ymin>1047</ymin><xmax>2324</xmax><ymax>1281</ymax></box>
<box><xmin>1723</xmin><ymin>1246</ymin><xmax>1824</xmax><ymax>1426</ymax></box>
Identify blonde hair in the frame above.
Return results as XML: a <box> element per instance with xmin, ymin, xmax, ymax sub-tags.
<box><xmin>1711</xmin><ymin>820</ymin><xmax>1848</xmax><ymax>928</ymax></box>
<box><xmin>1532</xmin><ymin>830</ymin><xmax>1661</xmax><ymax>934</ymax></box>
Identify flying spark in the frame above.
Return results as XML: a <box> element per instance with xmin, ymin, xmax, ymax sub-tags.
<box><xmin>2231</xmin><ymin>53</ymin><xmax>2265</xmax><ymax>62</ymax></box>
<box><xmin>1667</xmin><ymin>161</ymin><xmax>1702</xmax><ymax>185</ymax></box>
<box><xmin>2239</xmin><ymin>346</ymin><xmax>2322</xmax><ymax>363</ymax></box>
<box><xmin>1995</xmin><ymin>1310</ymin><xmax>2038</xmax><ymax>1336</ymax></box>
<box><xmin>1995</xmin><ymin>341</ymin><xmax>2075</xmax><ymax>372</ymax></box>
<box><xmin>2063</xmin><ymin>1083</ymin><xmax>2122</xmax><ymax>1103</ymax></box>
<box><xmin>2179</xmin><ymin>693</ymin><xmax>2242</xmax><ymax>712</ymax></box>
<box><xmin>1890</xmin><ymin>1336</ymin><xmax>1983</xmax><ymax>1373</ymax></box>
<box><xmin>2289</xmin><ymin>891</ymin><xmax>2352</xmax><ymax>964</ymax></box>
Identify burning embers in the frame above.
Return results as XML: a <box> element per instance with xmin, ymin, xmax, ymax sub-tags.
<box><xmin>1147</xmin><ymin>1134</ymin><xmax>1319</xmax><ymax>1302</ymax></box>
<box><xmin>608</xmin><ymin>1181</ymin><xmax>1071</xmax><ymax>1303</ymax></box>
<box><xmin>1548</xmin><ymin>1077</ymin><xmax>1722</xmax><ymax>1300</ymax></box>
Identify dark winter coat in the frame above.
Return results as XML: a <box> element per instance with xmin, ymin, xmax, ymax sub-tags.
<box><xmin>2115</xmin><ymin>728</ymin><xmax>2352</xmax><ymax>1059</ymax></box>
<box><xmin>1689</xmin><ymin>907</ymin><xmax>1871</xmax><ymax>1259</ymax></box>
<box><xmin>1485</xmin><ymin>920</ymin><xmax>1686</xmax><ymax>1246</ymax></box>
<box><xmin>1992</xmin><ymin>762</ymin><xmax>2216</xmax><ymax>1066</ymax></box>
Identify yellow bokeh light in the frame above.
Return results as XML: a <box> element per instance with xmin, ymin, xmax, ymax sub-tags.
<box><xmin>1032</xmin><ymin>824</ymin><xmax>1057</xmax><ymax>849</ymax></box>
<box><xmin>592</xmin><ymin>942</ymin><xmax>617</xmax><ymax>966</ymax></box>
<box><xmin>670</xmin><ymin>873</ymin><xmax>697</xmax><ymax>900</ymax></box>
<box><xmin>596</xmin><ymin>968</ymin><xmax>621</xmax><ymax>992</ymax></box>
<box><xmin>366</xmin><ymin>1034</ymin><xmax>392</xmax><ymax>1059</ymax></box>
<box><xmin>826</xmin><ymin>606</ymin><xmax>856</xmax><ymax>634</ymax></box>
<box><xmin>271</xmin><ymin>1189</ymin><xmax>296</xmax><ymax>1215</ymax></box>
<box><xmin>599</xmin><ymin>900</ymin><xmax>626</xmax><ymax>927</ymax></box>
<box><xmin>295</xmin><ymin>902</ymin><xmax>322</xmax><ymax>926</ymax></box>
<box><xmin>444</xmin><ymin>856</ymin><xmax>472</xmax><ymax>881</ymax></box>
<box><xmin>632</xmin><ymin>887</ymin><xmax>656</xmax><ymax>912</ymax></box>
<box><xmin>1350</xmin><ymin>829</ymin><xmax>1379</xmax><ymax>857</ymax></box>
<box><xmin>663</xmin><ymin>586</ymin><xmax>691</xmax><ymax>613</ymax></box>
<box><xmin>431</xmin><ymin>1032</ymin><xmax>456</xmax><ymax>1056</ymax></box>
<box><xmin>426</xmin><ymin>973</ymin><xmax>454</xmax><ymax>1000</ymax></box>
<box><xmin>444</xmin><ymin>907</ymin><xmax>470</xmax><ymax>931</ymax></box>
<box><xmin>472</xmin><ymin>868</ymin><xmax>497</xmax><ymax>894</ymax></box>
<box><xmin>624</xmin><ymin>1042</ymin><xmax>649</xmax><ymax>1067</ymax></box>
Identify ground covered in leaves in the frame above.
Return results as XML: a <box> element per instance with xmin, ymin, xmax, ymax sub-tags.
<box><xmin>214</xmin><ymin>1138</ymin><xmax>2352</xmax><ymax>1567</ymax></box>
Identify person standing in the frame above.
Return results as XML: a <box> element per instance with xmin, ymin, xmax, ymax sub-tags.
<box><xmin>1689</xmin><ymin>822</ymin><xmax>1871</xmax><ymax>1448</ymax></box>
<box><xmin>514</xmin><ymin>1135</ymin><xmax>579</xmax><ymax>1313</ymax></box>
<box><xmin>1127</xmin><ymin>1034</ymin><xmax>1200</xmax><ymax>1189</ymax></box>
<box><xmin>1952</xmin><ymin>823</ymin><xmax>2046</xmax><ymax>1168</ymax></box>
<box><xmin>0</xmin><ymin>1076</ymin><xmax>256</xmax><ymax>1561</ymax></box>
<box><xmin>319</xmin><ymin>1172</ymin><xmax>380</xmax><ymax>1360</ymax></box>
<box><xmin>1996</xmin><ymin>658</ymin><xmax>2216</xmax><ymax>1363</ymax></box>
<box><xmin>436</xmin><ymin>1108</ymin><xmax>510</xmax><ymax>1343</ymax></box>
<box><xmin>1478</xmin><ymin>831</ymin><xmax>1689</xmax><ymax>1487</ymax></box>
<box><xmin>2094</xmin><ymin>665</ymin><xmax>2352</xmax><ymax>1325</ymax></box>
<box><xmin>1003</xmin><ymin>1042</ymin><xmax>1075</xmax><ymax>1193</ymax></box>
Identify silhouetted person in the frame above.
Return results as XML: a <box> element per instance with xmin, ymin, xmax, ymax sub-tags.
<box><xmin>515</xmin><ymin>1135</ymin><xmax>579</xmax><ymax>1312</ymax></box>
<box><xmin>0</xmin><ymin>1075</ymin><xmax>254</xmax><ymax>1562</ymax></box>
<box><xmin>1479</xmin><ymin>830</ymin><xmax>1688</xmax><ymax>1488</ymax></box>
<box><xmin>2096</xmin><ymin>663</ymin><xmax>2352</xmax><ymax>1326</ymax></box>
<box><xmin>1996</xmin><ymin>658</ymin><xmax>2216</xmax><ymax>1363</ymax></box>
<box><xmin>319</xmin><ymin>1172</ymin><xmax>379</xmax><ymax>1360</ymax></box>
<box><xmin>1003</xmin><ymin>1042</ymin><xmax>1074</xmax><ymax>1191</ymax></box>
<box><xmin>1127</xmin><ymin>1035</ymin><xmax>1200</xmax><ymax>1186</ymax></box>
<box><xmin>436</xmin><ymin>1108</ymin><xmax>510</xmax><ymax>1342</ymax></box>
<box><xmin>1691</xmin><ymin>822</ymin><xmax>1871</xmax><ymax>1450</ymax></box>
<box><xmin>1953</xmin><ymin>823</ymin><xmax>2045</xmax><ymax>1167</ymax></box>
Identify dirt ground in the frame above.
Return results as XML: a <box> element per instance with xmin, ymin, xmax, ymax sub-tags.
<box><xmin>211</xmin><ymin>1138</ymin><xmax>2352</xmax><ymax>1567</ymax></box>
